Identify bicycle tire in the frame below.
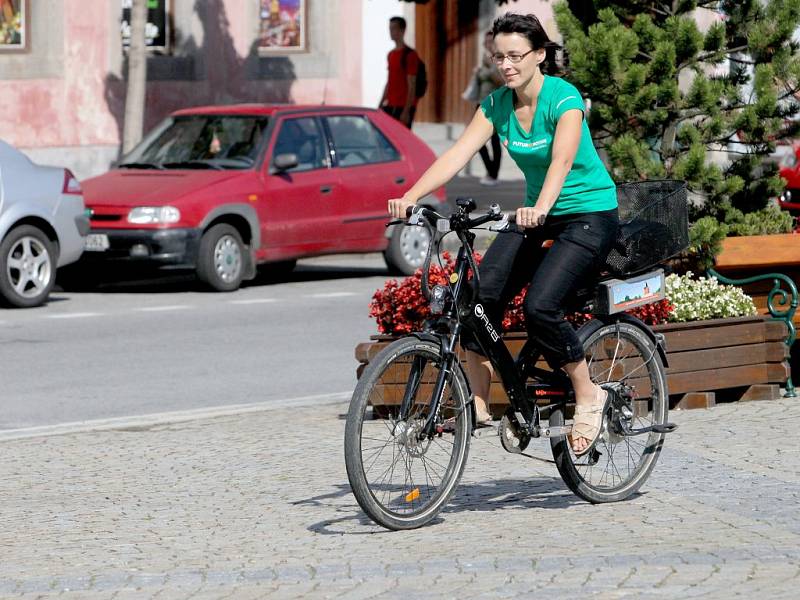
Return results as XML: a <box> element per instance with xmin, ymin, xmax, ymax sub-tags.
<box><xmin>550</xmin><ymin>321</ymin><xmax>669</xmax><ymax>503</ymax></box>
<box><xmin>344</xmin><ymin>337</ymin><xmax>472</xmax><ymax>530</ymax></box>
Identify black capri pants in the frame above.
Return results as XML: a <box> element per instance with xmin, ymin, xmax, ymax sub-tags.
<box><xmin>461</xmin><ymin>208</ymin><xmax>619</xmax><ymax>368</ymax></box>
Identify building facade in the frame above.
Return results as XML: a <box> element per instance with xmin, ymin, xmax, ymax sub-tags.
<box><xmin>0</xmin><ymin>0</ymin><xmax>564</xmax><ymax>179</ymax></box>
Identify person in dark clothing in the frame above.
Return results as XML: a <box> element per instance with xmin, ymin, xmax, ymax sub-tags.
<box><xmin>379</xmin><ymin>16</ymin><xmax>420</xmax><ymax>129</ymax></box>
<box><xmin>475</xmin><ymin>31</ymin><xmax>505</xmax><ymax>185</ymax></box>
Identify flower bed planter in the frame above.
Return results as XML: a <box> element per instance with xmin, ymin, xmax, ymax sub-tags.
<box><xmin>354</xmin><ymin>315</ymin><xmax>790</xmax><ymax>412</ymax></box>
<box><xmin>710</xmin><ymin>233</ymin><xmax>799</xmax><ymax>396</ymax></box>
<box><xmin>713</xmin><ymin>233</ymin><xmax>800</xmax><ymax>328</ymax></box>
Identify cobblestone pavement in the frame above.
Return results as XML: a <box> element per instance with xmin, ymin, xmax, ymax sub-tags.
<box><xmin>2</xmin><ymin>397</ymin><xmax>799</xmax><ymax>599</ymax></box>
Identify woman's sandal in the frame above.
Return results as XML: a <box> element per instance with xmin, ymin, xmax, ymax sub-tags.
<box><xmin>570</xmin><ymin>386</ymin><xmax>609</xmax><ymax>457</ymax></box>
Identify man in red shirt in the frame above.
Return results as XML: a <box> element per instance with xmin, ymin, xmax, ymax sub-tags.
<box><xmin>379</xmin><ymin>16</ymin><xmax>419</xmax><ymax>129</ymax></box>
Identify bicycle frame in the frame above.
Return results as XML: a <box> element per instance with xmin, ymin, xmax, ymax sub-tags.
<box><xmin>400</xmin><ymin>211</ymin><xmax>568</xmax><ymax>438</ymax></box>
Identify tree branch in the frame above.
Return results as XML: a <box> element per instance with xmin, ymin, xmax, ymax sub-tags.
<box><xmin>678</xmin><ymin>46</ymin><xmax>749</xmax><ymax>72</ymax></box>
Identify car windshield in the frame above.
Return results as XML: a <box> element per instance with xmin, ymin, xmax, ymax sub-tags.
<box><xmin>121</xmin><ymin>115</ymin><xmax>270</xmax><ymax>170</ymax></box>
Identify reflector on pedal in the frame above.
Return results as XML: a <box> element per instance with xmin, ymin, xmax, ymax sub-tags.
<box><xmin>405</xmin><ymin>488</ymin><xmax>420</xmax><ymax>502</ymax></box>
<box><xmin>594</xmin><ymin>269</ymin><xmax>665</xmax><ymax>315</ymax></box>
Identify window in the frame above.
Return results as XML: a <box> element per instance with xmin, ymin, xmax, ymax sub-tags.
<box><xmin>326</xmin><ymin>115</ymin><xmax>399</xmax><ymax>167</ymax></box>
<box><xmin>0</xmin><ymin>0</ymin><xmax>27</xmax><ymax>50</ymax></box>
<box><xmin>258</xmin><ymin>0</ymin><xmax>307</xmax><ymax>54</ymax></box>
<box><xmin>273</xmin><ymin>117</ymin><xmax>328</xmax><ymax>172</ymax></box>
<box><xmin>121</xmin><ymin>0</ymin><xmax>170</xmax><ymax>53</ymax></box>
<box><xmin>374</xmin><ymin>126</ymin><xmax>401</xmax><ymax>162</ymax></box>
<box><xmin>125</xmin><ymin>115</ymin><xmax>269</xmax><ymax>169</ymax></box>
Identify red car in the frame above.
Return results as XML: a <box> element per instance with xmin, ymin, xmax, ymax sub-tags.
<box><xmin>778</xmin><ymin>143</ymin><xmax>800</xmax><ymax>222</ymax></box>
<box><xmin>81</xmin><ymin>105</ymin><xmax>447</xmax><ymax>290</ymax></box>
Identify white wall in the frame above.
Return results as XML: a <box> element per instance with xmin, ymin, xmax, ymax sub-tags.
<box><xmin>360</xmin><ymin>0</ymin><xmax>414</xmax><ymax>107</ymax></box>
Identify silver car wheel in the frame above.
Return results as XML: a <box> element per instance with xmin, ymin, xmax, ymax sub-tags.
<box><xmin>214</xmin><ymin>234</ymin><xmax>242</xmax><ymax>283</ymax></box>
<box><xmin>6</xmin><ymin>236</ymin><xmax>52</xmax><ymax>299</ymax></box>
<box><xmin>398</xmin><ymin>224</ymin><xmax>431</xmax><ymax>270</ymax></box>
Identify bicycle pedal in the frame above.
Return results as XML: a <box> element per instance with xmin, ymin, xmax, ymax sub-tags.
<box><xmin>538</xmin><ymin>425</ymin><xmax>571</xmax><ymax>438</ymax></box>
<box><xmin>651</xmin><ymin>423</ymin><xmax>678</xmax><ymax>434</ymax></box>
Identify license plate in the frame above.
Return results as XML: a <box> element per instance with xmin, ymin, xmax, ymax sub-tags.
<box><xmin>84</xmin><ymin>233</ymin><xmax>110</xmax><ymax>252</ymax></box>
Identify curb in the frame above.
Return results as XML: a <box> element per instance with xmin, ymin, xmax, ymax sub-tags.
<box><xmin>0</xmin><ymin>391</ymin><xmax>352</xmax><ymax>442</ymax></box>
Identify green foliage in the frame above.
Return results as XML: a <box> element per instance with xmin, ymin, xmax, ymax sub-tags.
<box><xmin>725</xmin><ymin>204</ymin><xmax>796</xmax><ymax>235</ymax></box>
<box><xmin>687</xmin><ymin>206</ymin><xmax>796</xmax><ymax>269</ymax></box>
<box><xmin>554</xmin><ymin>0</ymin><xmax>800</xmax><ymax>220</ymax></box>
<box><xmin>688</xmin><ymin>215</ymin><xmax>728</xmax><ymax>271</ymax></box>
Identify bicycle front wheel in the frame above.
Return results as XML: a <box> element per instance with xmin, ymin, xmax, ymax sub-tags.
<box><xmin>550</xmin><ymin>321</ymin><xmax>669</xmax><ymax>503</ymax></box>
<box><xmin>344</xmin><ymin>337</ymin><xmax>472</xmax><ymax>530</ymax></box>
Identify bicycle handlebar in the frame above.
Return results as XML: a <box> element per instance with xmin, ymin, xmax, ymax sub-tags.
<box><xmin>399</xmin><ymin>201</ymin><xmax>507</xmax><ymax>307</ymax></box>
<box><xmin>405</xmin><ymin>203</ymin><xmax>505</xmax><ymax>231</ymax></box>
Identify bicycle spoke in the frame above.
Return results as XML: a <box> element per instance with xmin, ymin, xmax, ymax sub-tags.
<box><xmin>362</xmin><ymin>441</ymin><xmax>394</xmax><ymax>475</ymax></box>
<box><xmin>555</xmin><ymin>323</ymin><xmax>669</xmax><ymax>500</ymax></box>
<box><xmin>346</xmin><ymin>339</ymin><xmax>472</xmax><ymax>528</ymax></box>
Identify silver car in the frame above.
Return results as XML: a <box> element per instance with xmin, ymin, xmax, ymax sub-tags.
<box><xmin>0</xmin><ymin>141</ymin><xmax>90</xmax><ymax>307</ymax></box>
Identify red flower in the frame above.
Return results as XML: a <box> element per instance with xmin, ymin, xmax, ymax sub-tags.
<box><xmin>369</xmin><ymin>252</ymin><xmax>674</xmax><ymax>335</ymax></box>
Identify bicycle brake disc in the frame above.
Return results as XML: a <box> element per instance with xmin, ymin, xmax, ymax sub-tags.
<box><xmin>403</xmin><ymin>419</ymin><xmax>432</xmax><ymax>458</ymax></box>
<box><xmin>499</xmin><ymin>415</ymin><xmax>530</xmax><ymax>454</ymax></box>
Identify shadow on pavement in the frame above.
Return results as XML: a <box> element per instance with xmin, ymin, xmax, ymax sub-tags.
<box><xmin>300</xmin><ymin>477</ymin><xmax>581</xmax><ymax>535</ymax></box>
<box><xmin>275</xmin><ymin>263</ymin><xmax>389</xmax><ymax>283</ymax></box>
<box><xmin>54</xmin><ymin>260</ymin><xmax>391</xmax><ymax>294</ymax></box>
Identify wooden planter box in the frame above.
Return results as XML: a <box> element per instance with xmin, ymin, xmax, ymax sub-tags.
<box><xmin>355</xmin><ymin>315</ymin><xmax>790</xmax><ymax>412</ymax></box>
<box><xmin>714</xmin><ymin>233</ymin><xmax>800</xmax><ymax>329</ymax></box>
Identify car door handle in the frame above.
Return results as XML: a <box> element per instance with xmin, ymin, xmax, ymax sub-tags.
<box><xmin>320</xmin><ymin>185</ymin><xmax>333</xmax><ymax>194</ymax></box>
<box><xmin>395</xmin><ymin>177</ymin><xmax>406</xmax><ymax>184</ymax></box>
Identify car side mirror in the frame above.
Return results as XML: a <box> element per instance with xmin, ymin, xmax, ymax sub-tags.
<box><xmin>272</xmin><ymin>153</ymin><xmax>299</xmax><ymax>173</ymax></box>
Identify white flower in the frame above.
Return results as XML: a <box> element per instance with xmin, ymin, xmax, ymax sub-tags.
<box><xmin>666</xmin><ymin>272</ymin><xmax>757</xmax><ymax>322</ymax></box>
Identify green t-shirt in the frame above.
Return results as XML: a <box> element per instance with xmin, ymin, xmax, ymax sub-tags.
<box><xmin>480</xmin><ymin>75</ymin><xmax>617</xmax><ymax>216</ymax></box>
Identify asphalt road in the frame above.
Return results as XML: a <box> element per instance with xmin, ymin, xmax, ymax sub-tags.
<box><xmin>0</xmin><ymin>176</ymin><xmax>524</xmax><ymax>431</ymax></box>
<box><xmin>0</xmin><ymin>255</ymin><xmax>394</xmax><ymax>430</ymax></box>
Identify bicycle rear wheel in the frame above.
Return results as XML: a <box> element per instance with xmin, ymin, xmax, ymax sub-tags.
<box><xmin>344</xmin><ymin>337</ymin><xmax>472</xmax><ymax>530</ymax></box>
<box><xmin>550</xmin><ymin>321</ymin><xmax>669</xmax><ymax>503</ymax></box>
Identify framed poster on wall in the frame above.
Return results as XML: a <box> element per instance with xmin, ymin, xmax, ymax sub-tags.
<box><xmin>258</xmin><ymin>0</ymin><xmax>306</xmax><ymax>54</ymax></box>
<box><xmin>0</xmin><ymin>0</ymin><xmax>26</xmax><ymax>51</ymax></box>
<box><xmin>121</xmin><ymin>0</ymin><xmax>170</xmax><ymax>52</ymax></box>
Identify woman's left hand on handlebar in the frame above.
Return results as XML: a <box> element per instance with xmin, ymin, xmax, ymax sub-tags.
<box><xmin>516</xmin><ymin>206</ymin><xmax>547</xmax><ymax>228</ymax></box>
<box><xmin>388</xmin><ymin>197</ymin><xmax>417</xmax><ymax>219</ymax></box>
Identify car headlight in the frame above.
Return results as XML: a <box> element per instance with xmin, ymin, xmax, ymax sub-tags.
<box><xmin>781</xmin><ymin>152</ymin><xmax>798</xmax><ymax>169</ymax></box>
<box><xmin>127</xmin><ymin>206</ymin><xmax>181</xmax><ymax>224</ymax></box>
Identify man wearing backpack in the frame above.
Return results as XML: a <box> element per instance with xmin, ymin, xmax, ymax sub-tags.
<box><xmin>379</xmin><ymin>16</ymin><xmax>427</xmax><ymax>129</ymax></box>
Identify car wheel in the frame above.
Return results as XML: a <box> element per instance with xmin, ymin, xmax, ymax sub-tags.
<box><xmin>383</xmin><ymin>220</ymin><xmax>432</xmax><ymax>275</ymax></box>
<box><xmin>0</xmin><ymin>225</ymin><xmax>57</xmax><ymax>308</ymax></box>
<box><xmin>196</xmin><ymin>224</ymin><xmax>245</xmax><ymax>292</ymax></box>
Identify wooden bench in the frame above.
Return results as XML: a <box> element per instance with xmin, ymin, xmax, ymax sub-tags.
<box><xmin>712</xmin><ymin>234</ymin><xmax>800</xmax><ymax>328</ymax></box>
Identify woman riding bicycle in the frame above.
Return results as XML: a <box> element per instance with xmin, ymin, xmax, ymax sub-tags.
<box><xmin>388</xmin><ymin>12</ymin><xmax>619</xmax><ymax>457</ymax></box>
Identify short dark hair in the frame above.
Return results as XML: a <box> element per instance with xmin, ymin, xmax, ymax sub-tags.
<box><xmin>492</xmin><ymin>13</ymin><xmax>551</xmax><ymax>50</ymax></box>
<box><xmin>390</xmin><ymin>16</ymin><xmax>407</xmax><ymax>31</ymax></box>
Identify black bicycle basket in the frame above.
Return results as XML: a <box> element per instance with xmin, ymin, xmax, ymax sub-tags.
<box><xmin>603</xmin><ymin>180</ymin><xmax>689</xmax><ymax>276</ymax></box>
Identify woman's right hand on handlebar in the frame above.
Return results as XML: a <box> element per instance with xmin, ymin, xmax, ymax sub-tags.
<box><xmin>388</xmin><ymin>196</ymin><xmax>417</xmax><ymax>219</ymax></box>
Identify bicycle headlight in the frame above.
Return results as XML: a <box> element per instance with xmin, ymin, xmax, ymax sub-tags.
<box><xmin>430</xmin><ymin>284</ymin><xmax>448</xmax><ymax>315</ymax></box>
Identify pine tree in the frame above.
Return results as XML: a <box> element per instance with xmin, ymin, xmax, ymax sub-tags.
<box><xmin>554</xmin><ymin>0</ymin><xmax>800</xmax><ymax>219</ymax></box>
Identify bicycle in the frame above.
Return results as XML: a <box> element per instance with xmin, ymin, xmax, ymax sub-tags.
<box><xmin>345</xmin><ymin>181</ymin><xmax>687</xmax><ymax>530</ymax></box>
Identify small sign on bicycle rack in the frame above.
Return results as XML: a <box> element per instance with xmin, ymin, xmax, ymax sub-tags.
<box><xmin>595</xmin><ymin>269</ymin><xmax>665</xmax><ymax>315</ymax></box>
